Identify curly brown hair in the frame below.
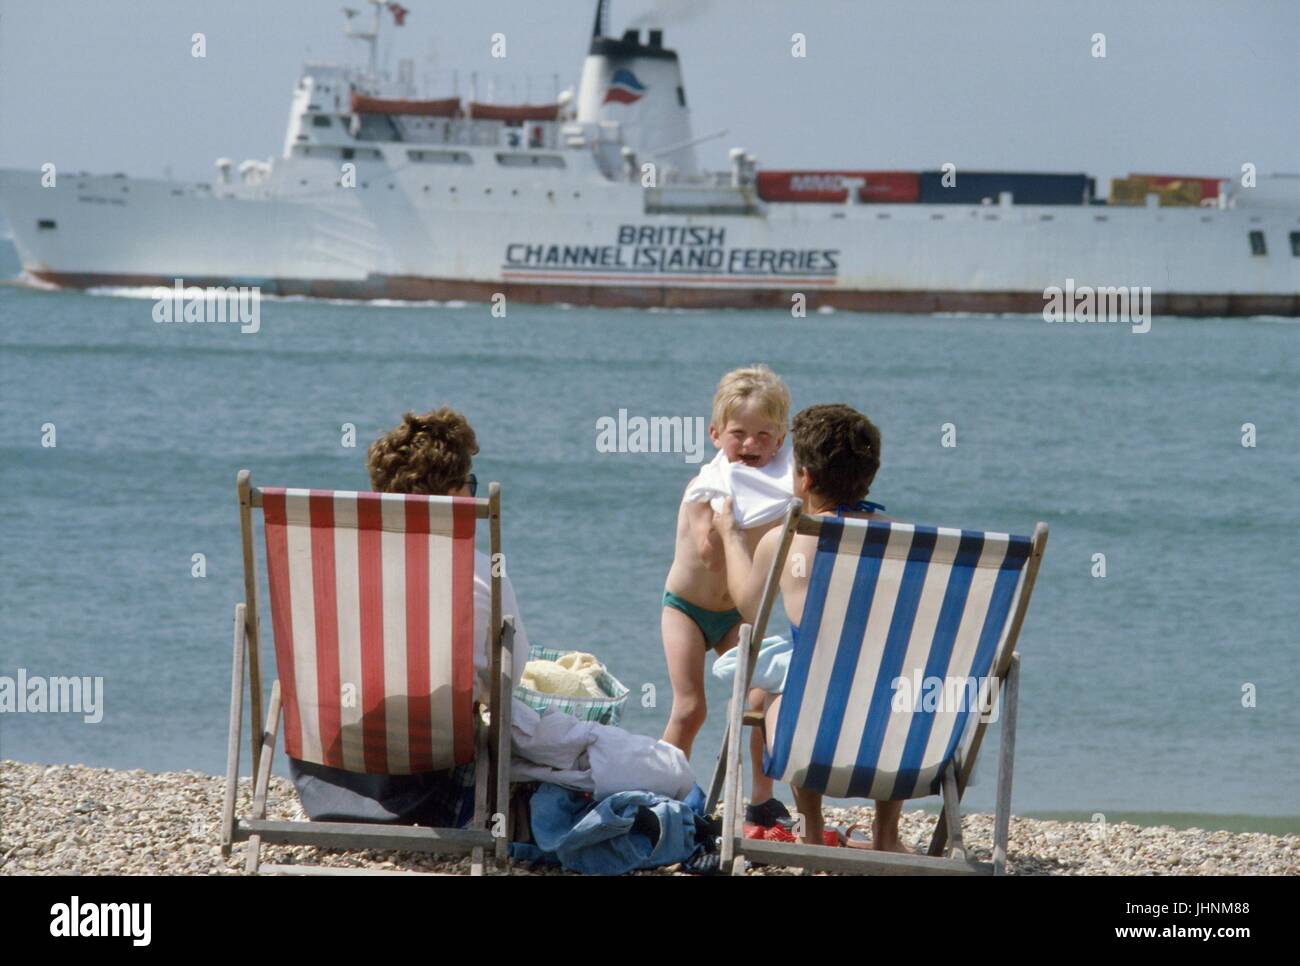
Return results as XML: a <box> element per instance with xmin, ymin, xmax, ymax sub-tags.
<box><xmin>791</xmin><ymin>404</ymin><xmax>882</xmax><ymax>506</ymax></box>
<box><xmin>367</xmin><ymin>408</ymin><xmax>479</xmax><ymax>495</ymax></box>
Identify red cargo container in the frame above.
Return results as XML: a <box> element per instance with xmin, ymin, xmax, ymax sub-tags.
<box><xmin>756</xmin><ymin>170</ymin><xmax>919</xmax><ymax>204</ymax></box>
<box><xmin>1128</xmin><ymin>174</ymin><xmax>1224</xmax><ymax>201</ymax></box>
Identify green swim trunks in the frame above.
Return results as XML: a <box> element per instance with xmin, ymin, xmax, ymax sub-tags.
<box><xmin>663</xmin><ymin>589</ymin><xmax>743</xmax><ymax>647</ymax></box>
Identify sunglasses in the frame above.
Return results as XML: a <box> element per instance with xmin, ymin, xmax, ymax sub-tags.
<box><xmin>463</xmin><ymin>473</ymin><xmax>478</xmax><ymax>497</ymax></box>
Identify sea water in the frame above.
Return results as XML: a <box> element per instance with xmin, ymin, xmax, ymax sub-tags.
<box><xmin>1</xmin><ymin>242</ymin><xmax>1296</xmax><ymax>826</ymax></box>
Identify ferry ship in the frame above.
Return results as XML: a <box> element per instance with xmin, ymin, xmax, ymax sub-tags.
<box><xmin>1</xmin><ymin>1</ymin><xmax>1297</xmax><ymax>316</ymax></box>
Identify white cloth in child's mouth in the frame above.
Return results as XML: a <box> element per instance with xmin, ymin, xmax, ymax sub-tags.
<box><xmin>684</xmin><ymin>437</ymin><xmax>794</xmax><ymax>529</ymax></box>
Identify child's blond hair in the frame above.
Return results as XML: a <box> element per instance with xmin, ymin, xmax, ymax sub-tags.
<box><xmin>710</xmin><ymin>364</ymin><xmax>790</xmax><ymax>433</ymax></box>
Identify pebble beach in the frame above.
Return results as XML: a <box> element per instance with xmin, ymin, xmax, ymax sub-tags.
<box><xmin>3</xmin><ymin>760</ymin><xmax>1296</xmax><ymax>876</ymax></box>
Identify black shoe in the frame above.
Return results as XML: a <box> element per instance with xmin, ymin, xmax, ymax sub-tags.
<box><xmin>745</xmin><ymin>798</ymin><xmax>792</xmax><ymax>828</ymax></box>
<box><xmin>681</xmin><ymin>850</ymin><xmax>724</xmax><ymax>875</ymax></box>
<box><xmin>693</xmin><ymin>812</ymin><xmax>723</xmax><ymax>845</ymax></box>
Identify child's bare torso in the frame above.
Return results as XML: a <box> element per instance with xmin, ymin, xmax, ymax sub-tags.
<box><xmin>665</xmin><ymin>487</ymin><xmax>770</xmax><ymax>610</ymax></box>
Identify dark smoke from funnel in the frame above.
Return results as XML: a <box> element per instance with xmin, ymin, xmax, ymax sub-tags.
<box><xmin>627</xmin><ymin>0</ymin><xmax>714</xmax><ymax>29</ymax></box>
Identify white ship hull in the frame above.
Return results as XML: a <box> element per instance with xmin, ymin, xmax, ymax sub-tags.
<box><xmin>2</xmin><ymin>7</ymin><xmax>1296</xmax><ymax>316</ymax></box>
<box><xmin>3</xmin><ymin>162</ymin><xmax>1297</xmax><ymax>316</ymax></box>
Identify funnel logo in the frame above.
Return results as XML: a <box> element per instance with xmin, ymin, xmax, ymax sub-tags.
<box><xmin>603</xmin><ymin>68</ymin><xmax>646</xmax><ymax>105</ymax></box>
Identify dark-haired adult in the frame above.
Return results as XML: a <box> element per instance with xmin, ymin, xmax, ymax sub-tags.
<box><xmin>712</xmin><ymin>403</ymin><xmax>909</xmax><ymax>852</ymax></box>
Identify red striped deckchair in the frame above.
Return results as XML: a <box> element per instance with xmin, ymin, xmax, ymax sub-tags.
<box><xmin>712</xmin><ymin>501</ymin><xmax>1047</xmax><ymax>875</ymax></box>
<box><xmin>220</xmin><ymin>470</ymin><xmax>515</xmax><ymax>875</ymax></box>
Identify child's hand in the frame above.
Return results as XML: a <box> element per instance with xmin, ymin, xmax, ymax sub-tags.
<box><xmin>711</xmin><ymin>497</ymin><xmax>738</xmax><ymax>536</ymax></box>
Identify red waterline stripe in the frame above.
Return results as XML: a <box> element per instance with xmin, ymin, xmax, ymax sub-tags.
<box><xmin>499</xmin><ymin>271</ymin><xmax>837</xmax><ymax>286</ymax></box>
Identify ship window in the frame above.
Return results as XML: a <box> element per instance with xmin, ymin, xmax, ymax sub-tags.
<box><xmin>312</xmin><ymin>115</ymin><xmax>331</xmax><ymax>128</ymax></box>
<box><xmin>1094</xmin><ymin>214</ymin><xmax>1108</xmax><ymax>222</ymax></box>
<box><xmin>1249</xmin><ymin>230</ymin><xmax>1266</xmax><ymax>256</ymax></box>
<box><xmin>1289</xmin><ymin>231</ymin><xmax>1300</xmax><ymax>256</ymax></box>
<box><xmin>876</xmin><ymin>213</ymin><xmax>890</xmax><ymax>220</ymax></box>
<box><xmin>1040</xmin><ymin>214</ymin><xmax>1054</xmax><ymax>221</ymax></box>
<box><xmin>677</xmin><ymin>86</ymin><xmax>686</xmax><ymax>107</ymax></box>
<box><xmin>37</xmin><ymin>218</ymin><xmax>56</xmax><ymax>230</ymax></box>
<box><xmin>494</xmin><ymin>153</ymin><xmax>565</xmax><ymax>169</ymax></box>
<box><xmin>408</xmin><ymin>149</ymin><xmax>472</xmax><ymax>165</ymax></box>
<box><xmin>930</xmin><ymin>213</ymin><xmax>944</xmax><ymax>220</ymax></box>
<box><xmin>336</xmin><ymin>147</ymin><xmax>382</xmax><ymax>162</ymax></box>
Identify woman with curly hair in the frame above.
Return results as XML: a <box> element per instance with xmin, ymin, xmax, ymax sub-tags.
<box><xmin>288</xmin><ymin>407</ymin><xmax>532</xmax><ymax>830</ymax></box>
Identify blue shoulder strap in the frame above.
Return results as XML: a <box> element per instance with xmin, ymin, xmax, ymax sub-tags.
<box><xmin>833</xmin><ymin>500</ymin><xmax>886</xmax><ymax>516</ymax></box>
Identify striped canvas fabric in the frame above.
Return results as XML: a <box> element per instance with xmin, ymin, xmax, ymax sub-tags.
<box><xmin>261</xmin><ymin>488</ymin><xmax>478</xmax><ymax>775</ymax></box>
<box><xmin>767</xmin><ymin>519</ymin><xmax>1032</xmax><ymax>800</ymax></box>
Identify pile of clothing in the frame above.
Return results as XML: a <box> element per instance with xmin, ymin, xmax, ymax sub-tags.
<box><xmin>508</xmin><ymin>698</ymin><xmax>718</xmax><ymax>874</ymax></box>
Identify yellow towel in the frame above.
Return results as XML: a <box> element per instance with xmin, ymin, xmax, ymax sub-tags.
<box><xmin>521</xmin><ymin>652</ymin><xmax>606</xmax><ymax>698</ymax></box>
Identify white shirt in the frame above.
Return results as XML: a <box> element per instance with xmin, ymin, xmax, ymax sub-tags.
<box><xmin>473</xmin><ymin>550</ymin><xmax>530</xmax><ymax>701</ymax></box>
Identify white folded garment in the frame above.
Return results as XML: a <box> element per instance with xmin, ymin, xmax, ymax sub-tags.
<box><xmin>509</xmin><ymin>699</ymin><xmax>696</xmax><ymax>801</ymax></box>
<box><xmin>683</xmin><ymin>438</ymin><xmax>794</xmax><ymax>529</ymax></box>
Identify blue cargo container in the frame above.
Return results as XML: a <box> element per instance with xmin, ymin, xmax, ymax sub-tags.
<box><xmin>917</xmin><ymin>171</ymin><xmax>1092</xmax><ymax>205</ymax></box>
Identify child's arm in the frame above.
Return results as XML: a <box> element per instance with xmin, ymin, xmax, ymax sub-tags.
<box><xmin>686</xmin><ymin>498</ymin><xmax>723</xmax><ymax>571</ymax></box>
<box><xmin>712</xmin><ymin>498</ymin><xmax>779</xmax><ymax>620</ymax></box>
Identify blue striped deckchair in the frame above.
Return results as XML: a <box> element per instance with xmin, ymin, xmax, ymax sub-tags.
<box><xmin>716</xmin><ymin>501</ymin><xmax>1047</xmax><ymax>875</ymax></box>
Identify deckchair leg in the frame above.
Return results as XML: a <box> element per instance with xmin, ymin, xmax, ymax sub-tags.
<box><xmin>492</xmin><ymin>617</ymin><xmax>516</xmax><ymax>873</ymax></box>
<box><xmin>992</xmin><ymin>652</ymin><xmax>1021</xmax><ymax>875</ymax></box>
<box><xmin>941</xmin><ymin>767</ymin><xmax>965</xmax><ymax>863</ymax></box>
<box><xmin>221</xmin><ymin>604</ymin><xmax>247</xmax><ymax>858</ymax></box>
<box><xmin>705</xmin><ymin>721</ymin><xmax>729</xmax><ymax>817</ymax></box>
<box><xmin>720</xmin><ymin>624</ymin><xmax>754</xmax><ymax>872</ymax></box>
<box><xmin>469</xmin><ymin>716</ymin><xmax>489</xmax><ymax>877</ymax></box>
<box><xmin>244</xmin><ymin>682</ymin><xmax>281</xmax><ymax>874</ymax></box>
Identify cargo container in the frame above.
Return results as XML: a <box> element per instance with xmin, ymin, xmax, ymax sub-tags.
<box><xmin>756</xmin><ymin>170</ymin><xmax>919</xmax><ymax>204</ymax></box>
<box><xmin>1129</xmin><ymin>173</ymin><xmax>1224</xmax><ymax>203</ymax></box>
<box><xmin>917</xmin><ymin>171</ymin><xmax>1092</xmax><ymax>205</ymax></box>
<box><xmin>1110</xmin><ymin>176</ymin><xmax>1211</xmax><ymax>207</ymax></box>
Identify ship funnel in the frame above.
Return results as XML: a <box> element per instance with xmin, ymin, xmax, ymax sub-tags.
<box><xmin>576</xmin><ymin>19</ymin><xmax>698</xmax><ymax>176</ymax></box>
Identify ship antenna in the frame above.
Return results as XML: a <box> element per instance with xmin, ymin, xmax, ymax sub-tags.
<box><xmin>593</xmin><ymin>0</ymin><xmax>608</xmax><ymax>39</ymax></box>
<box><xmin>344</xmin><ymin>0</ymin><xmax>386</xmax><ymax>86</ymax></box>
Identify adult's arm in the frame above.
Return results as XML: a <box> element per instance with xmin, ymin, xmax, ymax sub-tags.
<box><xmin>713</xmin><ymin>498</ymin><xmax>780</xmax><ymax>622</ymax></box>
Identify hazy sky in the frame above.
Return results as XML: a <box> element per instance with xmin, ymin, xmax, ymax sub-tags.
<box><xmin>1</xmin><ymin>0</ymin><xmax>1296</xmax><ymax>188</ymax></box>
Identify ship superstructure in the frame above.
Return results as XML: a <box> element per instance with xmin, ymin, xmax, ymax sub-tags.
<box><xmin>1</xmin><ymin>0</ymin><xmax>1296</xmax><ymax>315</ymax></box>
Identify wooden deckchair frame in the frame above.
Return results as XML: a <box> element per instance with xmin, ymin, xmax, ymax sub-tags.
<box><xmin>219</xmin><ymin>470</ymin><xmax>516</xmax><ymax>876</ymax></box>
<box><xmin>711</xmin><ymin>500</ymin><xmax>1048</xmax><ymax>876</ymax></box>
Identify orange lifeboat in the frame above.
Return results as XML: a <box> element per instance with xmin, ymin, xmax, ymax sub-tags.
<box><xmin>350</xmin><ymin>93</ymin><xmax>462</xmax><ymax>117</ymax></box>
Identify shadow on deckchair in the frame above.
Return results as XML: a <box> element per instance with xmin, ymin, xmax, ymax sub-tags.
<box><xmin>220</xmin><ymin>471</ymin><xmax>514</xmax><ymax>875</ymax></box>
<box><xmin>710</xmin><ymin>500</ymin><xmax>1047</xmax><ymax>875</ymax></box>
